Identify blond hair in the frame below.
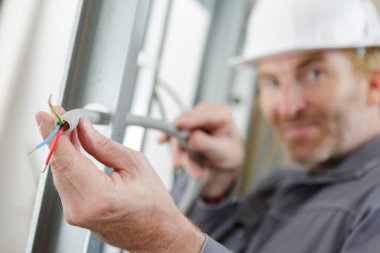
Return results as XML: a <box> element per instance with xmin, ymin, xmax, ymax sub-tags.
<box><xmin>345</xmin><ymin>47</ymin><xmax>380</xmax><ymax>76</ymax></box>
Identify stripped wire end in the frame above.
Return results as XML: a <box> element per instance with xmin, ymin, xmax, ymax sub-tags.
<box><xmin>30</xmin><ymin>96</ymin><xmax>65</xmax><ymax>156</ymax></box>
<box><xmin>41</xmin><ymin>125</ymin><xmax>65</xmax><ymax>173</ymax></box>
<box><xmin>41</xmin><ymin>164</ymin><xmax>48</xmax><ymax>173</ymax></box>
<box><xmin>32</xmin><ymin>96</ymin><xmax>67</xmax><ymax>172</ymax></box>
<box><xmin>28</xmin><ymin>147</ymin><xmax>37</xmax><ymax>156</ymax></box>
<box><xmin>48</xmin><ymin>94</ymin><xmax>65</xmax><ymax>125</ymax></box>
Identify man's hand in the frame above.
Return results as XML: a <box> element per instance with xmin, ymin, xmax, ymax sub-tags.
<box><xmin>159</xmin><ymin>102</ymin><xmax>245</xmax><ymax>199</ymax></box>
<box><xmin>36</xmin><ymin>110</ymin><xmax>204</xmax><ymax>252</ymax></box>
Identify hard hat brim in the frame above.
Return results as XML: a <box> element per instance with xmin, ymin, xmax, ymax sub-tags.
<box><xmin>229</xmin><ymin>43</ymin><xmax>380</xmax><ymax>68</ymax></box>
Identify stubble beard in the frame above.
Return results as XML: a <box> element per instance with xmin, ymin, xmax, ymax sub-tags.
<box><xmin>287</xmin><ymin>111</ymin><xmax>369</xmax><ymax>171</ymax></box>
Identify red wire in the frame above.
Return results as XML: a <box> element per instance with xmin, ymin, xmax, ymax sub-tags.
<box><xmin>42</xmin><ymin>126</ymin><xmax>65</xmax><ymax>173</ymax></box>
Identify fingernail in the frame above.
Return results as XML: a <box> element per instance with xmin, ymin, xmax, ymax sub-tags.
<box><xmin>83</xmin><ymin>117</ymin><xmax>95</xmax><ymax>133</ymax></box>
<box><xmin>35</xmin><ymin>114</ymin><xmax>42</xmax><ymax>127</ymax></box>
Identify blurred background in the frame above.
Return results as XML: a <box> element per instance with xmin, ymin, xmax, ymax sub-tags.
<box><xmin>1</xmin><ymin>0</ymin><xmax>379</xmax><ymax>252</ymax></box>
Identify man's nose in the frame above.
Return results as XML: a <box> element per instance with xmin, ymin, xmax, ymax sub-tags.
<box><xmin>276</xmin><ymin>86</ymin><xmax>306</xmax><ymax>118</ymax></box>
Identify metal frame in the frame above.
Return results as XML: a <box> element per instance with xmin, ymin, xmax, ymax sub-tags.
<box><xmin>26</xmin><ymin>0</ymin><xmax>253</xmax><ymax>252</ymax></box>
<box><xmin>27</xmin><ymin>0</ymin><xmax>152</xmax><ymax>252</ymax></box>
<box><xmin>194</xmin><ymin>0</ymin><xmax>250</xmax><ymax>103</ymax></box>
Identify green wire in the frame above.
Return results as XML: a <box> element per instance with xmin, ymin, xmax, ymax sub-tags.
<box><xmin>48</xmin><ymin>95</ymin><xmax>65</xmax><ymax>125</ymax></box>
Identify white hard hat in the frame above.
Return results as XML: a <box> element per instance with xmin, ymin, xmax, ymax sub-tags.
<box><xmin>231</xmin><ymin>0</ymin><xmax>380</xmax><ymax>66</ymax></box>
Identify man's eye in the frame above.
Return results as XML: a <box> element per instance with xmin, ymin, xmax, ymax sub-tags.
<box><xmin>260</xmin><ymin>79</ymin><xmax>279</xmax><ymax>88</ymax></box>
<box><xmin>306</xmin><ymin>69</ymin><xmax>323</xmax><ymax>81</ymax></box>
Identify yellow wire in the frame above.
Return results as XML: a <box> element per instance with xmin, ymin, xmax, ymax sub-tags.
<box><xmin>48</xmin><ymin>95</ymin><xmax>64</xmax><ymax>125</ymax></box>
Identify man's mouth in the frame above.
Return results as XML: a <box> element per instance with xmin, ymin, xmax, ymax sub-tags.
<box><xmin>281</xmin><ymin>122</ymin><xmax>318</xmax><ymax>139</ymax></box>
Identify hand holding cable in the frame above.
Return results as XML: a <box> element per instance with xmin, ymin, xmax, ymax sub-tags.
<box><xmin>35</xmin><ymin>108</ymin><xmax>205</xmax><ymax>252</ymax></box>
<box><xmin>29</xmin><ymin>96</ymin><xmax>69</xmax><ymax>172</ymax></box>
<box><xmin>31</xmin><ymin>100</ymin><xmax>205</xmax><ymax>213</ymax></box>
<box><xmin>58</xmin><ymin>108</ymin><xmax>204</xmax><ymax>213</ymax></box>
<box><xmin>159</xmin><ymin>102</ymin><xmax>245</xmax><ymax>200</ymax></box>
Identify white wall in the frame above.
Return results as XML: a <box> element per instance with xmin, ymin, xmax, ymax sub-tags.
<box><xmin>0</xmin><ymin>0</ymin><xmax>79</xmax><ymax>251</ymax></box>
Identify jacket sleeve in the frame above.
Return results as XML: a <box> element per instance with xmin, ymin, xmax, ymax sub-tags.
<box><xmin>200</xmin><ymin>234</ymin><xmax>234</xmax><ymax>253</ymax></box>
<box><xmin>171</xmin><ymin>172</ymin><xmax>237</xmax><ymax>234</ymax></box>
<box><xmin>341</xmin><ymin>206</ymin><xmax>380</xmax><ymax>252</ymax></box>
<box><xmin>187</xmin><ymin>197</ymin><xmax>237</xmax><ymax>234</ymax></box>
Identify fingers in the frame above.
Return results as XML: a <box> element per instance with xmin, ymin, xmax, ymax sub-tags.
<box><xmin>48</xmin><ymin>106</ymin><xmax>66</xmax><ymax>125</ymax></box>
<box><xmin>54</xmin><ymin>106</ymin><xmax>65</xmax><ymax>115</ymax></box>
<box><xmin>36</xmin><ymin>110</ymin><xmax>80</xmax><ymax>150</ymax></box>
<box><xmin>35</xmin><ymin>111</ymin><xmax>108</xmax><ymax>197</ymax></box>
<box><xmin>77</xmin><ymin>117</ymin><xmax>141</xmax><ymax>173</ymax></box>
<box><xmin>181</xmin><ymin>153</ymin><xmax>202</xmax><ymax>179</ymax></box>
<box><xmin>51</xmin><ymin>107</ymin><xmax>82</xmax><ymax>149</ymax></box>
<box><xmin>172</xmin><ymin>139</ymin><xmax>184</xmax><ymax>168</ymax></box>
<box><xmin>36</xmin><ymin>111</ymin><xmax>85</xmax><ymax>169</ymax></box>
<box><xmin>171</xmin><ymin>138</ymin><xmax>202</xmax><ymax>178</ymax></box>
<box><xmin>35</xmin><ymin>112</ymin><xmax>57</xmax><ymax>142</ymax></box>
<box><xmin>158</xmin><ymin>133</ymin><xmax>170</xmax><ymax>144</ymax></box>
<box><xmin>36</xmin><ymin>108</ymin><xmax>134</xmax><ymax>228</ymax></box>
<box><xmin>70</xmin><ymin>129</ymin><xmax>81</xmax><ymax>150</ymax></box>
<box><xmin>187</xmin><ymin>130</ymin><xmax>225</xmax><ymax>160</ymax></box>
<box><xmin>175</xmin><ymin>103</ymin><xmax>232</xmax><ymax>131</ymax></box>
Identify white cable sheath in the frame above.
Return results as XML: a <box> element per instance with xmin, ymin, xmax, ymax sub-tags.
<box><xmin>60</xmin><ymin>109</ymin><xmax>111</xmax><ymax>134</ymax></box>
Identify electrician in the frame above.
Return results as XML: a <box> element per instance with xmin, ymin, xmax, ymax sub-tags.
<box><xmin>36</xmin><ymin>0</ymin><xmax>380</xmax><ymax>252</ymax></box>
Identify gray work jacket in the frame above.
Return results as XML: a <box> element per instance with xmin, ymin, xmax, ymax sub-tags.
<box><xmin>176</xmin><ymin>136</ymin><xmax>380</xmax><ymax>252</ymax></box>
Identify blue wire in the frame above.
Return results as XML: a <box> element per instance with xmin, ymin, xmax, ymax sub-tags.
<box><xmin>35</xmin><ymin>125</ymin><xmax>61</xmax><ymax>150</ymax></box>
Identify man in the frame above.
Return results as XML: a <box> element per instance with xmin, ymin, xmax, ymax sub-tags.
<box><xmin>36</xmin><ymin>0</ymin><xmax>380</xmax><ymax>252</ymax></box>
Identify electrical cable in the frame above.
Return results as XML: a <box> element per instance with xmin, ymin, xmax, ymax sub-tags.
<box><xmin>147</xmin><ymin>88</ymin><xmax>204</xmax><ymax>214</ymax></box>
<box><xmin>152</xmin><ymin>89</ymin><xmax>167</xmax><ymax>122</ymax></box>
<box><xmin>59</xmin><ymin>109</ymin><xmax>111</xmax><ymax>135</ymax></box>
<box><xmin>57</xmin><ymin>109</ymin><xmax>204</xmax><ymax>213</ymax></box>
<box><xmin>42</xmin><ymin>125</ymin><xmax>65</xmax><ymax>173</ymax></box>
<box><xmin>30</xmin><ymin>96</ymin><xmax>67</xmax><ymax>172</ymax></box>
<box><xmin>28</xmin><ymin>125</ymin><xmax>61</xmax><ymax>155</ymax></box>
<box><xmin>48</xmin><ymin>95</ymin><xmax>65</xmax><ymax>125</ymax></box>
<box><xmin>156</xmin><ymin>81</ymin><xmax>187</xmax><ymax>111</ymax></box>
<box><xmin>59</xmin><ymin>109</ymin><xmax>200</xmax><ymax>161</ymax></box>
<box><xmin>124</xmin><ymin>114</ymin><xmax>204</xmax><ymax>213</ymax></box>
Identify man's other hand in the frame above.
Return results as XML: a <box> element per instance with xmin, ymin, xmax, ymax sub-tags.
<box><xmin>159</xmin><ymin>102</ymin><xmax>245</xmax><ymax>199</ymax></box>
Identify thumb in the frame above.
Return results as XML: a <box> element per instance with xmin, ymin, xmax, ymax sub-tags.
<box><xmin>77</xmin><ymin>117</ymin><xmax>141</xmax><ymax>172</ymax></box>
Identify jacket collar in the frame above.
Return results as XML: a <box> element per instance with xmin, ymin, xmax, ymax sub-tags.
<box><xmin>235</xmin><ymin>135</ymin><xmax>380</xmax><ymax>227</ymax></box>
<box><xmin>299</xmin><ymin>134</ymin><xmax>380</xmax><ymax>183</ymax></box>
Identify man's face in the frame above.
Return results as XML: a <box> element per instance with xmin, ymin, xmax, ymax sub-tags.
<box><xmin>257</xmin><ymin>50</ymin><xmax>370</xmax><ymax>168</ymax></box>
